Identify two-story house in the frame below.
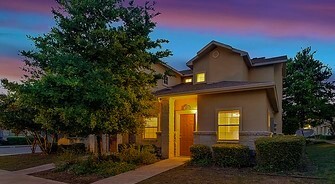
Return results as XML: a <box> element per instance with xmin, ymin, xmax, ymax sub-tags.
<box><xmin>137</xmin><ymin>41</ymin><xmax>287</xmax><ymax>158</ymax></box>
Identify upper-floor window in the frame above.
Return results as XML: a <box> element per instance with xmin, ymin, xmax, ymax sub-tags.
<box><xmin>185</xmin><ymin>78</ymin><xmax>192</xmax><ymax>83</ymax></box>
<box><xmin>196</xmin><ymin>73</ymin><xmax>205</xmax><ymax>83</ymax></box>
<box><xmin>163</xmin><ymin>75</ymin><xmax>168</xmax><ymax>85</ymax></box>
<box><xmin>218</xmin><ymin>110</ymin><xmax>240</xmax><ymax>141</ymax></box>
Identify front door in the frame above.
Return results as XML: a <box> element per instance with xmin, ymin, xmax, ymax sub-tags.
<box><xmin>180</xmin><ymin>114</ymin><xmax>195</xmax><ymax>156</ymax></box>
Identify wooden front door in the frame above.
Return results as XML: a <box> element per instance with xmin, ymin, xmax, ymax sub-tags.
<box><xmin>180</xmin><ymin>114</ymin><xmax>195</xmax><ymax>156</ymax></box>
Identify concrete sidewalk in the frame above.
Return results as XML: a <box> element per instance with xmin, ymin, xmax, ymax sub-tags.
<box><xmin>325</xmin><ymin>140</ymin><xmax>335</xmax><ymax>145</ymax></box>
<box><xmin>13</xmin><ymin>163</ymin><xmax>55</xmax><ymax>175</ymax></box>
<box><xmin>0</xmin><ymin>169</ymin><xmax>65</xmax><ymax>184</ymax></box>
<box><xmin>93</xmin><ymin>157</ymin><xmax>189</xmax><ymax>184</ymax></box>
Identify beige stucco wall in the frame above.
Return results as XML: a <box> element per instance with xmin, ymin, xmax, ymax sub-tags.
<box><xmin>197</xmin><ymin>90</ymin><xmax>268</xmax><ymax>132</ymax></box>
<box><xmin>274</xmin><ymin>63</ymin><xmax>283</xmax><ymax>133</ymax></box>
<box><xmin>194</xmin><ymin>90</ymin><xmax>271</xmax><ymax>149</ymax></box>
<box><xmin>248</xmin><ymin>65</ymin><xmax>274</xmax><ymax>82</ymax></box>
<box><xmin>192</xmin><ymin>47</ymin><xmax>249</xmax><ymax>83</ymax></box>
<box><xmin>249</xmin><ymin>63</ymin><xmax>284</xmax><ymax>133</ymax></box>
<box><xmin>174</xmin><ymin>96</ymin><xmax>197</xmax><ymax>111</ymax></box>
<box><xmin>152</xmin><ymin>64</ymin><xmax>182</xmax><ymax>91</ymax></box>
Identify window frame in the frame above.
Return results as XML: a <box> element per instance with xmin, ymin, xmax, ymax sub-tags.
<box><xmin>216</xmin><ymin>108</ymin><xmax>242</xmax><ymax>142</ymax></box>
<box><xmin>184</xmin><ymin>78</ymin><xmax>192</xmax><ymax>83</ymax></box>
<box><xmin>143</xmin><ymin>117</ymin><xmax>158</xmax><ymax>140</ymax></box>
<box><xmin>162</xmin><ymin>75</ymin><xmax>169</xmax><ymax>86</ymax></box>
<box><xmin>195</xmin><ymin>72</ymin><xmax>206</xmax><ymax>83</ymax></box>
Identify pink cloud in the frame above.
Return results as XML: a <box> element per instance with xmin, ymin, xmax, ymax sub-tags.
<box><xmin>153</xmin><ymin>0</ymin><xmax>335</xmax><ymax>39</ymax></box>
<box><xmin>0</xmin><ymin>56</ymin><xmax>25</xmax><ymax>81</ymax></box>
<box><xmin>0</xmin><ymin>0</ymin><xmax>56</xmax><ymax>15</ymax></box>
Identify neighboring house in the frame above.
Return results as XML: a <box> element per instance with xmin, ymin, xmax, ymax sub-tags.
<box><xmin>0</xmin><ymin>129</ymin><xmax>15</xmax><ymax>140</ymax></box>
<box><xmin>134</xmin><ymin>41</ymin><xmax>287</xmax><ymax>158</ymax></box>
<box><xmin>313</xmin><ymin>122</ymin><xmax>332</xmax><ymax>136</ymax></box>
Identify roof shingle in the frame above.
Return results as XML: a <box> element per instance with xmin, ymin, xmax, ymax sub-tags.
<box><xmin>154</xmin><ymin>81</ymin><xmax>273</xmax><ymax>96</ymax></box>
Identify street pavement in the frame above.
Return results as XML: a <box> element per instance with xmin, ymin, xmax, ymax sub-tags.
<box><xmin>0</xmin><ymin>146</ymin><xmax>41</xmax><ymax>156</ymax></box>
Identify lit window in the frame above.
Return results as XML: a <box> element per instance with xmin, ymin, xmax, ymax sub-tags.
<box><xmin>185</xmin><ymin>78</ymin><xmax>192</xmax><ymax>83</ymax></box>
<box><xmin>163</xmin><ymin>75</ymin><xmax>168</xmax><ymax>85</ymax></box>
<box><xmin>196</xmin><ymin>73</ymin><xmax>205</xmax><ymax>83</ymax></box>
<box><xmin>144</xmin><ymin>118</ymin><xmax>158</xmax><ymax>139</ymax></box>
<box><xmin>218</xmin><ymin>110</ymin><xmax>240</xmax><ymax>141</ymax></box>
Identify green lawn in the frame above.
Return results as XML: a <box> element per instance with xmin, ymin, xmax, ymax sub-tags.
<box><xmin>306</xmin><ymin>143</ymin><xmax>335</xmax><ymax>182</ymax></box>
<box><xmin>139</xmin><ymin>143</ymin><xmax>335</xmax><ymax>184</ymax></box>
<box><xmin>0</xmin><ymin>153</ymin><xmax>57</xmax><ymax>171</ymax></box>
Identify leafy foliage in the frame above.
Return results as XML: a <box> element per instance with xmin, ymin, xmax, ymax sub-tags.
<box><xmin>118</xmin><ymin>144</ymin><xmax>158</xmax><ymax>165</ymax></box>
<box><xmin>0</xmin><ymin>83</ymin><xmax>56</xmax><ymax>154</ymax></box>
<box><xmin>1</xmin><ymin>0</ymin><xmax>170</xmax><ymax>156</ymax></box>
<box><xmin>56</xmin><ymin>144</ymin><xmax>158</xmax><ymax>177</ymax></box>
<box><xmin>58</xmin><ymin>143</ymin><xmax>86</xmax><ymax>154</ymax></box>
<box><xmin>212</xmin><ymin>144</ymin><xmax>251</xmax><ymax>168</ymax></box>
<box><xmin>283</xmin><ymin>47</ymin><xmax>335</xmax><ymax>134</ymax></box>
<box><xmin>189</xmin><ymin>144</ymin><xmax>212</xmax><ymax>166</ymax></box>
<box><xmin>255</xmin><ymin>135</ymin><xmax>306</xmax><ymax>171</ymax></box>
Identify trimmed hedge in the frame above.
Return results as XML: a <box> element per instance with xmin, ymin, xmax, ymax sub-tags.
<box><xmin>58</xmin><ymin>143</ymin><xmax>86</xmax><ymax>154</ymax></box>
<box><xmin>212</xmin><ymin>144</ymin><xmax>251</xmax><ymax>168</ymax></box>
<box><xmin>255</xmin><ymin>135</ymin><xmax>306</xmax><ymax>171</ymax></box>
<box><xmin>319</xmin><ymin>135</ymin><xmax>335</xmax><ymax>140</ymax></box>
<box><xmin>1</xmin><ymin>136</ymin><xmax>34</xmax><ymax>145</ymax></box>
<box><xmin>118</xmin><ymin>144</ymin><xmax>161</xmax><ymax>158</ymax></box>
<box><xmin>190</xmin><ymin>144</ymin><xmax>212</xmax><ymax>166</ymax></box>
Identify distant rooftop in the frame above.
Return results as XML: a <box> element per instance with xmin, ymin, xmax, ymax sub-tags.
<box><xmin>178</xmin><ymin>69</ymin><xmax>193</xmax><ymax>76</ymax></box>
<box><xmin>251</xmin><ymin>56</ymin><xmax>287</xmax><ymax>66</ymax></box>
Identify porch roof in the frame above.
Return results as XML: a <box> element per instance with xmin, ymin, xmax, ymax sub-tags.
<box><xmin>154</xmin><ymin>81</ymin><xmax>279</xmax><ymax>112</ymax></box>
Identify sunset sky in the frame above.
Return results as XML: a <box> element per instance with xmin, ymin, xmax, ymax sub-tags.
<box><xmin>0</xmin><ymin>0</ymin><xmax>335</xmax><ymax>91</ymax></box>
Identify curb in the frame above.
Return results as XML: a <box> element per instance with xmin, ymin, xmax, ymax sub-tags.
<box><xmin>0</xmin><ymin>145</ymin><xmax>32</xmax><ymax>148</ymax></box>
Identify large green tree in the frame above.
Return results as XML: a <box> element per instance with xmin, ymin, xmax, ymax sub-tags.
<box><xmin>283</xmin><ymin>47</ymin><xmax>335</xmax><ymax>134</ymax></box>
<box><xmin>2</xmin><ymin>0</ymin><xmax>170</xmax><ymax>156</ymax></box>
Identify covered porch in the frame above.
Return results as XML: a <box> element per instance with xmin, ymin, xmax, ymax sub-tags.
<box><xmin>159</xmin><ymin>95</ymin><xmax>198</xmax><ymax>158</ymax></box>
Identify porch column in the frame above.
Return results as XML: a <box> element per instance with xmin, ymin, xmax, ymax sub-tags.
<box><xmin>161</xmin><ymin>98</ymin><xmax>175</xmax><ymax>158</ymax></box>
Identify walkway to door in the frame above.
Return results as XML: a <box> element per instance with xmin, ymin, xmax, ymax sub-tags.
<box><xmin>93</xmin><ymin>157</ymin><xmax>189</xmax><ymax>184</ymax></box>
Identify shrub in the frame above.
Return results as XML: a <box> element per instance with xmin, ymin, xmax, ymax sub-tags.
<box><xmin>255</xmin><ymin>135</ymin><xmax>306</xmax><ymax>171</ymax></box>
<box><xmin>55</xmin><ymin>151</ymin><xmax>85</xmax><ymax>172</ymax></box>
<box><xmin>95</xmin><ymin>161</ymin><xmax>136</xmax><ymax>177</ymax></box>
<box><xmin>69</xmin><ymin>155</ymin><xmax>98</xmax><ymax>175</ymax></box>
<box><xmin>2</xmin><ymin>136</ymin><xmax>34</xmax><ymax>145</ymax></box>
<box><xmin>190</xmin><ymin>144</ymin><xmax>212</xmax><ymax>166</ymax></box>
<box><xmin>58</xmin><ymin>143</ymin><xmax>86</xmax><ymax>154</ymax></box>
<box><xmin>118</xmin><ymin>144</ymin><xmax>161</xmax><ymax>157</ymax></box>
<box><xmin>55</xmin><ymin>152</ymin><xmax>136</xmax><ymax>177</ymax></box>
<box><xmin>212</xmin><ymin>144</ymin><xmax>251</xmax><ymax>168</ymax></box>
<box><xmin>119</xmin><ymin>145</ymin><xmax>158</xmax><ymax>165</ymax></box>
<box><xmin>319</xmin><ymin>135</ymin><xmax>335</xmax><ymax>140</ymax></box>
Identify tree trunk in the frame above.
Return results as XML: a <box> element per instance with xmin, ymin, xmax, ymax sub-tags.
<box><xmin>96</xmin><ymin>133</ymin><xmax>103</xmax><ymax>158</ymax></box>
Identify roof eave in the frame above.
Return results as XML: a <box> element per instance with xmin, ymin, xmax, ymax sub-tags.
<box><xmin>155</xmin><ymin>82</ymin><xmax>275</xmax><ymax>98</ymax></box>
<box><xmin>159</xmin><ymin>62</ymin><xmax>183</xmax><ymax>76</ymax></box>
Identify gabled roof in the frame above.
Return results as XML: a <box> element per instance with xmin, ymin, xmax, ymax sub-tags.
<box><xmin>186</xmin><ymin>40</ymin><xmax>252</xmax><ymax>68</ymax></box>
<box><xmin>186</xmin><ymin>40</ymin><xmax>287</xmax><ymax>69</ymax></box>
